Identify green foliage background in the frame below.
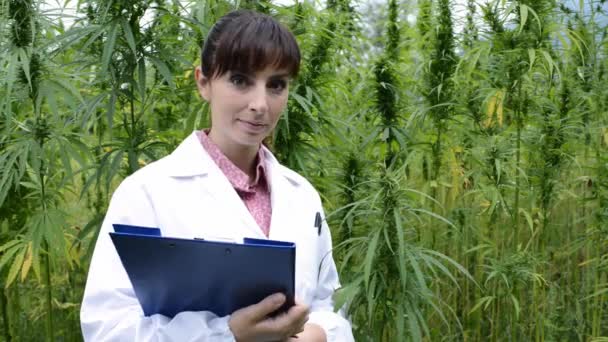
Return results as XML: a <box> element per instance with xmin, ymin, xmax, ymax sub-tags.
<box><xmin>0</xmin><ymin>0</ymin><xmax>607</xmax><ymax>340</ymax></box>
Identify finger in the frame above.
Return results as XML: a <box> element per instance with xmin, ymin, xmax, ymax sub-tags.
<box><xmin>288</xmin><ymin>303</ymin><xmax>310</xmax><ymax>320</ymax></box>
<box><xmin>289</xmin><ymin>301</ymin><xmax>309</xmax><ymax>312</ymax></box>
<box><xmin>290</xmin><ymin>312</ymin><xmax>309</xmax><ymax>336</ymax></box>
<box><xmin>294</xmin><ymin>322</ymin><xmax>306</xmax><ymax>335</ymax></box>
<box><xmin>278</xmin><ymin>305</ymin><xmax>309</xmax><ymax>337</ymax></box>
<box><xmin>248</xmin><ymin>293</ymin><xmax>286</xmax><ymax>321</ymax></box>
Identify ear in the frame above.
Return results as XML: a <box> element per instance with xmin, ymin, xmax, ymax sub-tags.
<box><xmin>194</xmin><ymin>66</ymin><xmax>211</xmax><ymax>101</ymax></box>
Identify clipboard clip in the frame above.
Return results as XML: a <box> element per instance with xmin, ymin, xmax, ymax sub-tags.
<box><xmin>314</xmin><ymin>212</ymin><xmax>322</xmax><ymax>236</ymax></box>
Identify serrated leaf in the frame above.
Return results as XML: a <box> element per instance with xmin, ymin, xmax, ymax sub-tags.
<box><xmin>101</xmin><ymin>21</ymin><xmax>119</xmax><ymax>74</ymax></box>
<box><xmin>394</xmin><ymin>211</ymin><xmax>407</xmax><ymax>292</ymax></box>
<box><xmin>0</xmin><ymin>240</ymin><xmax>20</xmax><ymax>254</ymax></box>
<box><xmin>406</xmin><ymin>301</ymin><xmax>422</xmax><ymax>341</ymax></box>
<box><xmin>510</xmin><ymin>294</ymin><xmax>520</xmax><ymax>319</ymax></box>
<box><xmin>528</xmin><ymin>49</ymin><xmax>536</xmax><ymax>71</ymax></box>
<box><xmin>6</xmin><ymin>247</ymin><xmax>25</xmax><ymax>288</ymax></box>
<box><xmin>291</xmin><ymin>92</ymin><xmax>313</xmax><ymax>118</ymax></box>
<box><xmin>21</xmin><ymin>242</ymin><xmax>33</xmax><ymax>281</ymax></box>
<box><xmin>520</xmin><ymin>208</ymin><xmax>534</xmax><ymax>233</ymax></box>
<box><xmin>332</xmin><ymin>279</ymin><xmax>360</xmax><ymax>312</ymax></box>
<box><xmin>406</xmin><ymin>248</ymin><xmax>429</xmax><ymax>294</ymax></box>
<box><xmin>518</xmin><ymin>4</ymin><xmax>528</xmax><ymax>35</ymax></box>
<box><xmin>363</xmin><ymin>230</ymin><xmax>380</xmax><ymax>290</ymax></box>
<box><xmin>120</xmin><ymin>19</ymin><xmax>137</xmax><ymax>57</ymax></box>
<box><xmin>469</xmin><ymin>296</ymin><xmax>494</xmax><ymax>315</ymax></box>
<box><xmin>18</xmin><ymin>48</ymin><xmax>32</xmax><ymax>90</ymax></box>
<box><xmin>31</xmin><ymin>251</ymin><xmax>41</xmax><ymax>282</ymax></box>
<box><xmin>148</xmin><ymin>56</ymin><xmax>175</xmax><ymax>88</ymax></box>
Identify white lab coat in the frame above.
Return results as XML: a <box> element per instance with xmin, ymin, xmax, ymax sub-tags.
<box><xmin>80</xmin><ymin>131</ymin><xmax>354</xmax><ymax>341</ymax></box>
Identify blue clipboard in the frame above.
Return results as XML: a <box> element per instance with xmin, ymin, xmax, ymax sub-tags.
<box><xmin>109</xmin><ymin>224</ymin><xmax>295</xmax><ymax>318</ymax></box>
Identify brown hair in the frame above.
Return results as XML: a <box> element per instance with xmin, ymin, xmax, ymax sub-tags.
<box><xmin>200</xmin><ymin>9</ymin><xmax>301</xmax><ymax>79</ymax></box>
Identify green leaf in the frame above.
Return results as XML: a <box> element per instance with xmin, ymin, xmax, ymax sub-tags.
<box><xmin>21</xmin><ymin>243</ymin><xmax>33</xmax><ymax>281</ymax></box>
<box><xmin>582</xmin><ymin>287</ymin><xmax>608</xmax><ymax>301</ymax></box>
<box><xmin>18</xmin><ymin>48</ymin><xmax>32</xmax><ymax>90</ymax></box>
<box><xmin>410</xmin><ymin>208</ymin><xmax>455</xmax><ymax>227</ymax></box>
<box><xmin>47</xmin><ymin>77</ymin><xmax>84</xmax><ymax>105</ymax></box>
<box><xmin>406</xmin><ymin>248</ymin><xmax>429</xmax><ymax>295</ymax></box>
<box><xmin>291</xmin><ymin>92</ymin><xmax>314</xmax><ymax>119</ymax></box>
<box><xmin>107</xmin><ymin>149</ymin><xmax>124</xmax><ymax>190</ymax></box>
<box><xmin>64</xmin><ymin>136</ymin><xmax>90</xmax><ymax>170</ymax></box>
<box><xmin>0</xmin><ymin>240</ymin><xmax>21</xmax><ymax>255</ymax></box>
<box><xmin>363</xmin><ymin>229</ymin><xmax>380</xmax><ymax>291</ymax></box>
<box><xmin>541</xmin><ymin>50</ymin><xmax>561</xmax><ymax>79</ymax></box>
<box><xmin>405</xmin><ymin>301</ymin><xmax>422</xmax><ymax>341</ymax></box>
<box><xmin>120</xmin><ymin>19</ymin><xmax>138</xmax><ymax>57</ymax></box>
<box><xmin>332</xmin><ymin>278</ymin><xmax>360</xmax><ymax>312</ymax></box>
<box><xmin>148</xmin><ymin>56</ymin><xmax>175</xmax><ymax>88</ymax></box>
<box><xmin>81</xmin><ymin>93</ymin><xmax>107</xmax><ymax>128</ymax></box>
<box><xmin>53</xmin><ymin>25</ymin><xmax>103</xmax><ymax>53</ymax></box>
<box><xmin>520</xmin><ymin>208</ymin><xmax>534</xmax><ymax>233</ymax></box>
<box><xmin>101</xmin><ymin>21</ymin><xmax>119</xmax><ymax>74</ymax></box>
<box><xmin>518</xmin><ymin>4</ymin><xmax>528</xmax><ymax>35</ymax></box>
<box><xmin>106</xmin><ymin>91</ymin><xmax>117</xmax><ymax>132</ymax></box>
<box><xmin>510</xmin><ymin>294</ymin><xmax>520</xmax><ymax>319</ymax></box>
<box><xmin>59</xmin><ymin>145</ymin><xmax>74</xmax><ymax>180</ymax></box>
<box><xmin>6</xmin><ymin>247</ymin><xmax>25</xmax><ymax>288</ymax></box>
<box><xmin>44</xmin><ymin>208</ymin><xmax>68</xmax><ymax>255</ymax></box>
<box><xmin>528</xmin><ymin>49</ymin><xmax>536</xmax><ymax>72</ymax></box>
<box><xmin>469</xmin><ymin>296</ymin><xmax>494</xmax><ymax>314</ymax></box>
<box><xmin>31</xmin><ymin>250</ymin><xmax>41</xmax><ymax>282</ymax></box>
<box><xmin>421</xmin><ymin>252</ymin><xmax>458</xmax><ymax>288</ymax></box>
<box><xmin>53</xmin><ymin>298</ymin><xmax>80</xmax><ymax>310</ymax></box>
<box><xmin>137</xmin><ymin>58</ymin><xmax>147</xmax><ymax>101</ymax></box>
<box><xmin>394</xmin><ymin>210</ymin><xmax>407</xmax><ymax>292</ymax></box>
<box><xmin>426</xmin><ymin>249</ymin><xmax>477</xmax><ymax>286</ymax></box>
<box><xmin>395</xmin><ymin>301</ymin><xmax>405</xmax><ymax>342</ymax></box>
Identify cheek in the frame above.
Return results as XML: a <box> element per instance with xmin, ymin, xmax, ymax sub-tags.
<box><xmin>269</xmin><ymin>95</ymin><xmax>289</xmax><ymax>118</ymax></box>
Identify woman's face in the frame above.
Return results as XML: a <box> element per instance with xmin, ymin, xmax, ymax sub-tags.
<box><xmin>195</xmin><ymin>66</ymin><xmax>290</xmax><ymax>150</ymax></box>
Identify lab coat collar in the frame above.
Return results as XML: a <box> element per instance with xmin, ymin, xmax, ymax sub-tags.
<box><xmin>165</xmin><ymin>131</ymin><xmax>302</xmax><ymax>187</ymax></box>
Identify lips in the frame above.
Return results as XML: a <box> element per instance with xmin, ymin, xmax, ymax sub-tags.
<box><xmin>237</xmin><ymin>119</ymin><xmax>268</xmax><ymax>133</ymax></box>
<box><xmin>239</xmin><ymin>119</ymin><xmax>266</xmax><ymax>127</ymax></box>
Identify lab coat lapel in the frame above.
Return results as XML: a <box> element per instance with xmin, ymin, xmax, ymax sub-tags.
<box><xmin>167</xmin><ymin>132</ymin><xmax>265</xmax><ymax>239</ymax></box>
<box><xmin>201</xmin><ymin>165</ymin><xmax>265</xmax><ymax>239</ymax></box>
<box><xmin>265</xmin><ymin>152</ymin><xmax>297</xmax><ymax>242</ymax></box>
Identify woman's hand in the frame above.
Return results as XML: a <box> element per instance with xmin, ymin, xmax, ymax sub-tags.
<box><xmin>228</xmin><ymin>293</ymin><xmax>309</xmax><ymax>342</ymax></box>
<box><xmin>287</xmin><ymin>323</ymin><xmax>327</xmax><ymax>342</ymax></box>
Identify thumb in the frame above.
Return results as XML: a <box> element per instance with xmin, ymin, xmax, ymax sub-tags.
<box><xmin>249</xmin><ymin>293</ymin><xmax>286</xmax><ymax>321</ymax></box>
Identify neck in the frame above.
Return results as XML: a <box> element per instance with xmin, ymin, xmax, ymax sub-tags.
<box><xmin>208</xmin><ymin>130</ymin><xmax>258</xmax><ymax>177</ymax></box>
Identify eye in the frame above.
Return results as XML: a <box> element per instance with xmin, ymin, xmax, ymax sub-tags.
<box><xmin>268</xmin><ymin>79</ymin><xmax>287</xmax><ymax>93</ymax></box>
<box><xmin>229</xmin><ymin>74</ymin><xmax>250</xmax><ymax>88</ymax></box>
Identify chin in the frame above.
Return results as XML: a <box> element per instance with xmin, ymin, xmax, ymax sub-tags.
<box><xmin>234</xmin><ymin>135</ymin><xmax>265</xmax><ymax>148</ymax></box>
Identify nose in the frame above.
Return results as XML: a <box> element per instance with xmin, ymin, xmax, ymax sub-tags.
<box><xmin>248</xmin><ymin>83</ymin><xmax>269</xmax><ymax>115</ymax></box>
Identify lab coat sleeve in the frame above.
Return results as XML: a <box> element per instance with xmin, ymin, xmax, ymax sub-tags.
<box><xmin>80</xmin><ymin>175</ymin><xmax>236</xmax><ymax>342</ymax></box>
<box><xmin>306</xmin><ymin>207</ymin><xmax>355</xmax><ymax>342</ymax></box>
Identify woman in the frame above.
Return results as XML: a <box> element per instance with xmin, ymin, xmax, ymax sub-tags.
<box><xmin>80</xmin><ymin>9</ymin><xmax>354</xmax><ymax>341</ymax></box>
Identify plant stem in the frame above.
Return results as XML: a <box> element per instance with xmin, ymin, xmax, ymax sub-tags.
<box><xmin>513</xmin><ymin>89</ymin><xmax>522</xmax><ymax>248</ymax></box>
<box><xmin>0</xmin><ymin>286</ymin><xmax>11</xmax><ymax>342</ymax></box>
<box><xmin>43</xmin><ymin>240</ymin><xmax>53</xmax><ymax>342</ymax></box>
